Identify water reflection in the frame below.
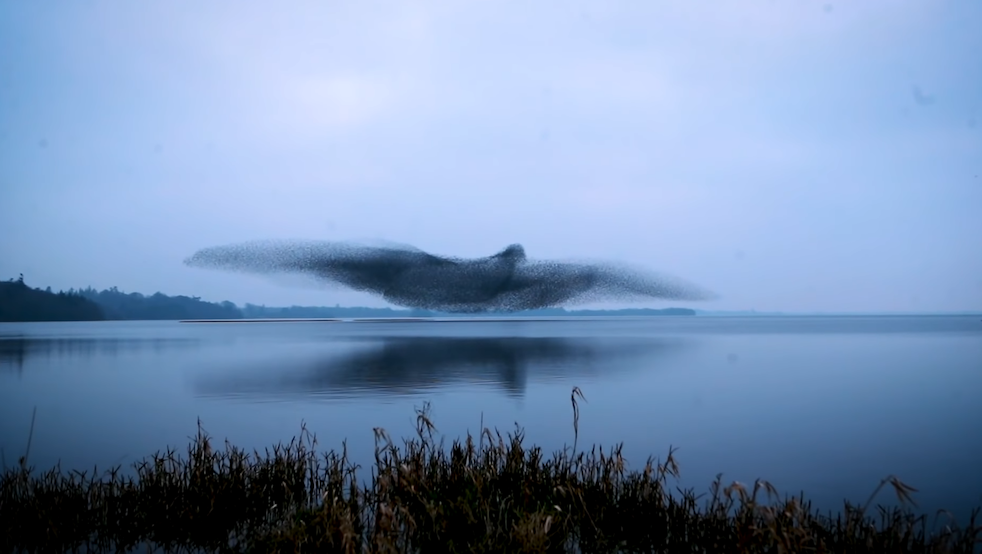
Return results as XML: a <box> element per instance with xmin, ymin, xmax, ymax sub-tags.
<box><xmin>0</xmin><ymin>337</ymin><xmax>201</xmax><ymax>371</ymax></box>
<box><xmin>195</xmin><ymin>336</ymin><xmax>686</xmax><ymax>400</ymax></box>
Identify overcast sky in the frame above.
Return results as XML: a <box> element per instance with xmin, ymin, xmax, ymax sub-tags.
<box><xmin>1</xmin><ymin>1</ymin><xmax>979</xmax><ymax>313</ymax></box>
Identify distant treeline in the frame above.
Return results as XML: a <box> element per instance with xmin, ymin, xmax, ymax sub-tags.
<box><xmin>0</xmin><ymin>276</ymin><xmax>104</xmax><ymax>322</ymax></box>
<box><xmin>1</xmin><ymin>275</ymin><xmax>695</xmax><ymax>322</ymax></box>
<box><xmin>78</xmin><ymin>287</ymin><xmax>241</xmax><ymax>321</ymax></box>
<box><xmin>0</xmin><ymin>276</ymin><xmax>241</xmax><ymax>322</ymax></box>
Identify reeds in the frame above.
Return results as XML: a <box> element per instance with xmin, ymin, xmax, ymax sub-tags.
<box><xmin>2</xmin><ymin>392</ymin><xmax>979</xmax><ymax>553</ymax></box>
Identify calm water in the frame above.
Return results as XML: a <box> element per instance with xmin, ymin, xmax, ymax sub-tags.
<box><xmin>1</xmin><ymin>316</ymin><xmax>980</xmax><ymax>520</ymax></box>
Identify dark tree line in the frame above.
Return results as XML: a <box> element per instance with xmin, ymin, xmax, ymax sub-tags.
<box><xmin>77</xmin><ymin>287</ymin><xmax>242</xmax><ymax>320</ymax></box>
<box><xmin>0</xmin><ymin>276</ymin><xmax>242</xmax><ymax>321</ymax></box>
<box><xmin>0</xmin><ymin>276</ymin><xmax>105</xmax><ymax>322</ymax></box>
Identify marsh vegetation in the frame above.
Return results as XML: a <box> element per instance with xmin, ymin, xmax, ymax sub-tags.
<box><xmin>2</xmin><ymin>392</ymin><xmax>979</xmax><ymax>553</ymax></box>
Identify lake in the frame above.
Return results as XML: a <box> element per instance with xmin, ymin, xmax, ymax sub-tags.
<box><xmin>1</xmin><ymin>316</ymin><xmax>980</xmax><ymax>521</ymax></box>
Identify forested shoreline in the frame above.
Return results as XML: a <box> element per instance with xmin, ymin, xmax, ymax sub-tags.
<box><xmin>0</xmin><ymin>276</ymin><xmax>105</xmax><ymax>322</ymax></box>
<box><xmin>0</xmin><ymin>277</ymin><xmax>240</xmax><ymax>322</ymax></box>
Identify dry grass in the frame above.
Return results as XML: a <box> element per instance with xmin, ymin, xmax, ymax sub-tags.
<box><xmin>1</xmin><ymin>391</ymin><xmax>979</xmax><ymax>553</ymax></box>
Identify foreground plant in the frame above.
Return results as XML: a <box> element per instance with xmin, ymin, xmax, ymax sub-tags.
<box><xmin>1</xmin><ymin>391</ymin><xmax>979</xmax><ymax>553</ymax></box>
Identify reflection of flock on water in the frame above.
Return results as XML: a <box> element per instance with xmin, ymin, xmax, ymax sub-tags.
<box><xmin>193</xmin><ymin>335</ymin><xmax>689</xmax><ymax>399</ymax></box>
<box><xmin>0</xmin><ymin>325</ymin><xmax>691</xmax><ymax>398</ymax></box>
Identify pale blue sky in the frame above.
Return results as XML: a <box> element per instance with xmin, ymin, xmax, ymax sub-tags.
<box><xmin>1</xmin><ymin>1</ymin><xmax>980</xmax><ymax>312</ymax></box>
